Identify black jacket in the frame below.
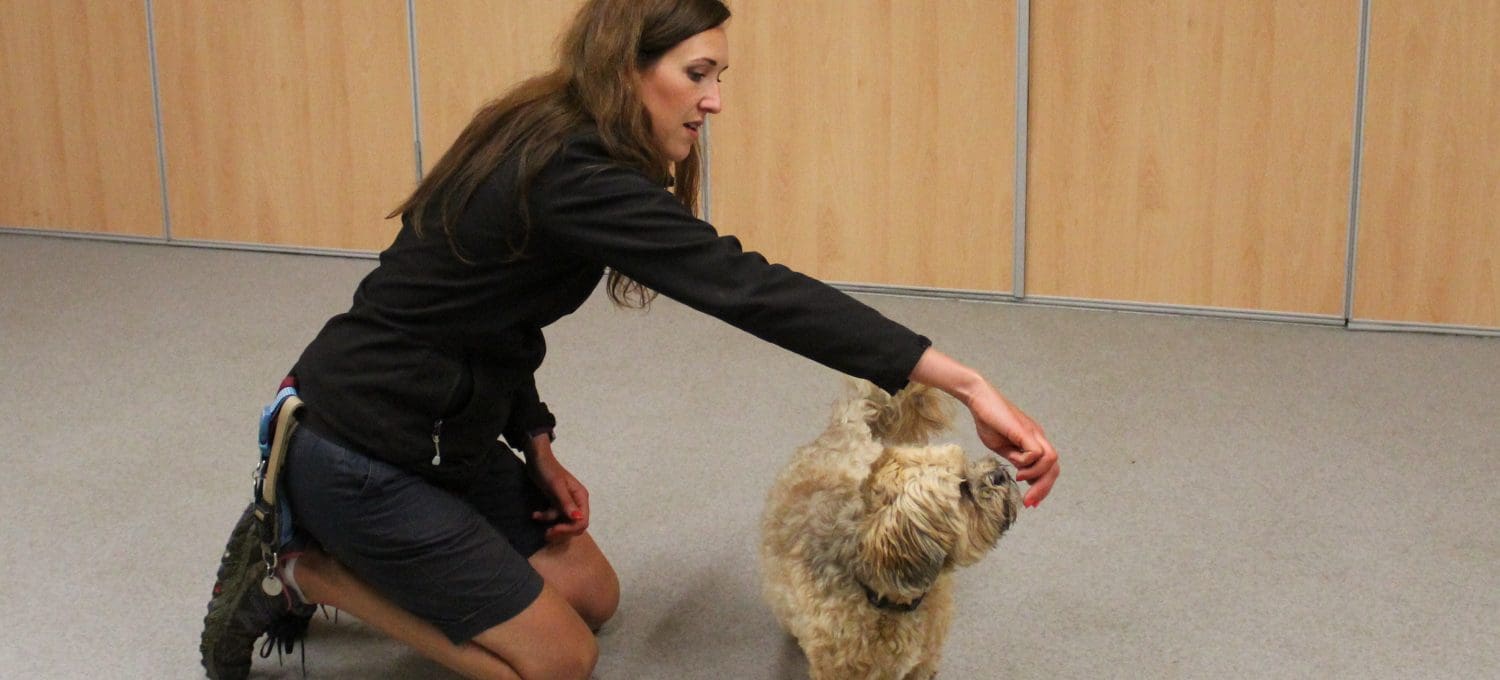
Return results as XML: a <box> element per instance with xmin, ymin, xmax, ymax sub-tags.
<box><xmin>293</xmin><ymin>127</ymin><xmax>931</xmax><ymax>489</ymax></box>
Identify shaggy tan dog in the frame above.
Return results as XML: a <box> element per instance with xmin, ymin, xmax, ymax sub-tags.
<box><xmin>760</xmin><ymin>381</ymin><xmax>1021</xmax><ymax>680</ymax></box>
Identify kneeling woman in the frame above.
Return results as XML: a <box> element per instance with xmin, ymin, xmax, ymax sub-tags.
<box><xmin>199</xmin><ymin>1</ymin><xmax>1060</xmax><ymax>678</ymax></box>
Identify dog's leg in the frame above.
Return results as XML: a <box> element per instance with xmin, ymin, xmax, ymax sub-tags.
<box><xmin>807</xmin><ymin>657</ymin><xmax>841</xmax><ymax>680</ymax></box>
<box><xmin>807</xmin><ymin>661</ymin><xmax>838</xmax><ymax>680</ymax></box>
<box><xmin>807</xmin><ymin>646</ymin><xmax>876</xmax><ymax>680</ymax></box>
<box><xmin>805</xmin><ymin>646</ymin><xmax>845</xmax><ymax>680</ymax></box>
<box><xmin>811</xmin><ymin>660</ymin><xmax>878</xmax><ymax>680</ymax></box>
<box><xmin>902</xmin><ymin>588</ymin><xmax>954</xmax><ymax>680</ymax></box>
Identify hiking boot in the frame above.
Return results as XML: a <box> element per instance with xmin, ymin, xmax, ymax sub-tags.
<box><xmin>200</xmin><ymin>503</ymin><xmax>314</xmax><ymax>679</ymax></box>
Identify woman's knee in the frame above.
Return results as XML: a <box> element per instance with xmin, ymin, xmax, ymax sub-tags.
<box><xmin>571</xmin><ymin>544</ymin><xmax>620</xmax><ymax>630</ymax></box>
<box><xmin>545</xmin><ymin>562</ymin><xmax>618</xmax><ymax>631</ymax></box>
<box><xmin>531</xmin><ymin>535</ymin><xmax>620</xmax><ymax>630</ymax></box>
<box><xmin>581</xmin><ymin>563</ymin><xmax>619</xmax><ymax>631</ymax></box>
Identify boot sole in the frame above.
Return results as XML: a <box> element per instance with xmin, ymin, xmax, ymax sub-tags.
<box><xmin>199</xmin><ymin>504</ymin><xmax>263</xmax><ymax>680</ymax></box>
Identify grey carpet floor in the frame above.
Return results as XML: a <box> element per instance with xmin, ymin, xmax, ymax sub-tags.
<box><xmin>1</xmin><ymin>233</ymin><xmax>1496</xmax><ymax>679</ymax></box>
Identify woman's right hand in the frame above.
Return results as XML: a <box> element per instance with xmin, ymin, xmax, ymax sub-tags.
<box><xmin>524</xmin><ymin>434</ymin><xmax>592</xmax><ymax>543</ymax></box>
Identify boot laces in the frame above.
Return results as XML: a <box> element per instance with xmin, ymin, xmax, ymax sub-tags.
<box><xmin>258</xmin><ymin>609</ymin><xmax>312</xmax><ymax>677</ymax></box>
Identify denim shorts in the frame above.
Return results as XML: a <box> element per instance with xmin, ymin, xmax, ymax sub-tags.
<box><xmin>283</xmin><ymin>422</ymin><xmax>549</xmax><ymax>644</ymax></box>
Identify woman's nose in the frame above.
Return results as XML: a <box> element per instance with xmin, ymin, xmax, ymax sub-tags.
<box><xmin>700</xmin><ymin>83</ymin><xmax>723</xmax><ymax>114</ymax></box>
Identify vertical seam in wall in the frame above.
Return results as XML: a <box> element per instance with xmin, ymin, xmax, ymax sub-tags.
<box><xmin>701</xmin><ymin>118</ymin><xmax>712</xmax><ymax>222</ymax></box>
<box><xmin>145</xmin><ymin>0</ymin><xmax>172</xmax><ymax>240</ymax></box>
<box><xmin>1344</xmin><ymin>0</ymin><xmax>1372</xmax><ymax>324</ymax></box>
<box><xmin>406</xmin><ymin>0</ymin><xmax>424</xmax><ymax>181</ymax></box>
<box><xmin>1012</xmin><ymin>0</ymin><xmax>1030</xmax><ymax>298</ymax></box>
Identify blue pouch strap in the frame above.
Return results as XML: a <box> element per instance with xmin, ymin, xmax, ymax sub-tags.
<box><xmin>255</xmin><ymin>384</ymin><xmax>302</xmax><ymax>553</ymax></box>
<box><xmin>259</xmin><ymin>385</ymin><xmax>300</xmax><ymax>461</ymax></box>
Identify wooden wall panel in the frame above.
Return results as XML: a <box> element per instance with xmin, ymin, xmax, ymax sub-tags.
<box><xmin>711</xmin><ymin>1</ymin><xmax>1015</xmax><ymax>292</ymax></box>
<box><xmin>414</xmin><ymin>1</ymin><xmax>582</xmax><ymax>174</ymax></box>
<box><xmin>1028</xmin><ymin>0</ymin><xmax>1358</xmax><ymax>314</ymax></box>
<box><xmin>153</xmin><ymin>1</ymin><xmax>413</xmax><ymax>251</ymax></box>
<box><xmin>0</xmin><ymin>0</ymin><xmax>162</xmax><ymax>236</ymax></box>
<box><xmin>1355</xmin><ymin>1</ymin><xmax>1500</xmax><ymax>328</ymax></box>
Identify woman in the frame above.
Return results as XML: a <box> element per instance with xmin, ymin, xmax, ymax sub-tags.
<box><xmin>200</xmin><ymin>1</ymin><xmax>1059</xmax><ymax>678</ymax></box>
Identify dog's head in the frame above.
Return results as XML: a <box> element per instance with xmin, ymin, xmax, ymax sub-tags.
<box><xmin>854</xmin><ymin>444</ymin><xmax>1021</xmax><ymax>602</ymax></box>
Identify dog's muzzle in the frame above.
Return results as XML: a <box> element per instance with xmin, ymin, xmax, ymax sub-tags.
<box><xmin>962</xmin><ymin>468</ymin><xmax>1013</xmax><ymax>499</ymax></box>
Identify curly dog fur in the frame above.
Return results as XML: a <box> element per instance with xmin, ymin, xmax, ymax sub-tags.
<box><xmin>760</xmin><ymin>381</ymin><xmax>1021</xmax><ymax>680</ymax></box>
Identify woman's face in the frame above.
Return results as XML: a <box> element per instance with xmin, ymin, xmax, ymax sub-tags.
<box><xmin>638</xmin><ymin>26</ymin><xmax>728</xmax><ymax>163</ymax></box>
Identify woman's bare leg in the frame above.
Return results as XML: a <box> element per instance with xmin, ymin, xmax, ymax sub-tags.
<box><xmin>528</xmin><ymin>532</ymin><xmax>620</xmax><ymax>631</ymax></box>
<box><xmin>292</xmin><ymin>547</ymin><xmax>596</xmax><ymax>680</ymax></box>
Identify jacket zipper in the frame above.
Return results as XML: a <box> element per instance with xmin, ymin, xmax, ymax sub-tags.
<box><xmin>430</xmin><ymin>419</ymin><xmax>443</xmax><ymax>466</ymax></box>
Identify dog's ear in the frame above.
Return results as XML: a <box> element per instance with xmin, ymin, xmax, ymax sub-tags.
<box><xmin>856</xmin><ymin>448</ymin><xmax>960</xmax><ymax>599</ymax></box>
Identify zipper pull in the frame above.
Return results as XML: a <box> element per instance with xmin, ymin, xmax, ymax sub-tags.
<box><xmin>430</xmin><ymin>419</ymin><xmax>443</xmax><ymax>466</ymax></box>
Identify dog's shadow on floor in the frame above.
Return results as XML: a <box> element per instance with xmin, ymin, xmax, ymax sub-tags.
<box><xmin>771</xmin><ymin>633</ymin><xmax>810</xmax><ymax>680</ymax></box>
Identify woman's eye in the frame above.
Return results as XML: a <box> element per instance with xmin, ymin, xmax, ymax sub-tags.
<box><xmin>688</xmin><ymin>71</ymin><xmax>706</xmax><ymax>82</ymax></box>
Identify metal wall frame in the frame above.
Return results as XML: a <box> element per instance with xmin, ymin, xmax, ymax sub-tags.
<box><xmin>1012</xmin><ymin>0</ymin><xmax>1030</xmax><ymax>299</ymax></box>
<box><xmin>145</xmin><ymin>0</ymin><xmax>172</xmax><ymax>241</ymax></box>
<box><xmin>1344</xmin><ymin>0</ymin><xmax>1372</xmax><ymax>324</ymax></box>
<box><xmin>2</xmin><ymin>0</ymin><xmax>1494</xmax><ymax>339</ymax></box>
<box><xmin>406</xmin><ymin>0</ymin><xmax>425</xmax><ymax>183</ymax></box>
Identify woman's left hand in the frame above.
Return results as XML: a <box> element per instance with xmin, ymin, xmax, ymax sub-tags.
<box><xmin>910</xmin><ymin>347</ymin><xmax>1061</xmax><ymax>508</ymax></box>
<box><xmin>966</xmin><ymin>384</ymin><xmax>1060</xmax><ymax>508</ymax></box>
<box><xmin>526</xmin><ymin>435</ymin><xmax>591</xmax><ymax>542</ymax></box>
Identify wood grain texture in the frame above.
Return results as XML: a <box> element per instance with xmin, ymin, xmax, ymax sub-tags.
<box><xmin>153</xmin><ymin>0</ymin><xmax>413</xmax><ymax>250</ymax></box>
<box><xmin>0</xmin><ymin>0</ymin><xmax>163</xmax><ymax>236</ymax></box>
<box><xmin>1355</xmin><ymin>0</ymin><xmax>1500</xmax><ymax>328</ymax></box>
<box><xmin>710</xmin><ymin>0</ymin><xmax>1016</xmax><ymax>292</ymax></box>
<box><xmin>413</xmin><ymin>0</ymin><xmax>582</xmax><ymax>175</ymax></box>
<box><xmin>1027</xmin><ymin>0</ymin><xmax>1358</xmax><ymax>314</ymax></box>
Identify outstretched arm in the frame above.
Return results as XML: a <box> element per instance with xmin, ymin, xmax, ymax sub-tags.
<box><xmin>909</xmin><ymin>347</ymin><xmax>1060</xmax><ymax>508</ymax></box>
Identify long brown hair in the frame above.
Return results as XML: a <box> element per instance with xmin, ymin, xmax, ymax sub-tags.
<box><xmin>388</xmin><ymin>0</ymin><xmax>732</xmax><ymax>308</ymax></box>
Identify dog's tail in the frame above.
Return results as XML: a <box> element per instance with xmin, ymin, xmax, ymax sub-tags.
<box><xmin>849</xmin><ymin>380</ymin><xmax>952</xmax><ymax>446</ymax></box>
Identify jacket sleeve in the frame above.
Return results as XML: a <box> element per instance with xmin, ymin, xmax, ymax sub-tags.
<box><xmin>503</xmin><ymin>374</ymin><xmax>557</xmax><ymax>451</ymax></box>
<box><xmin>529</xmin><ymin>137</ymin><xmax>931</xmax><ymax>394</ymax></box>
